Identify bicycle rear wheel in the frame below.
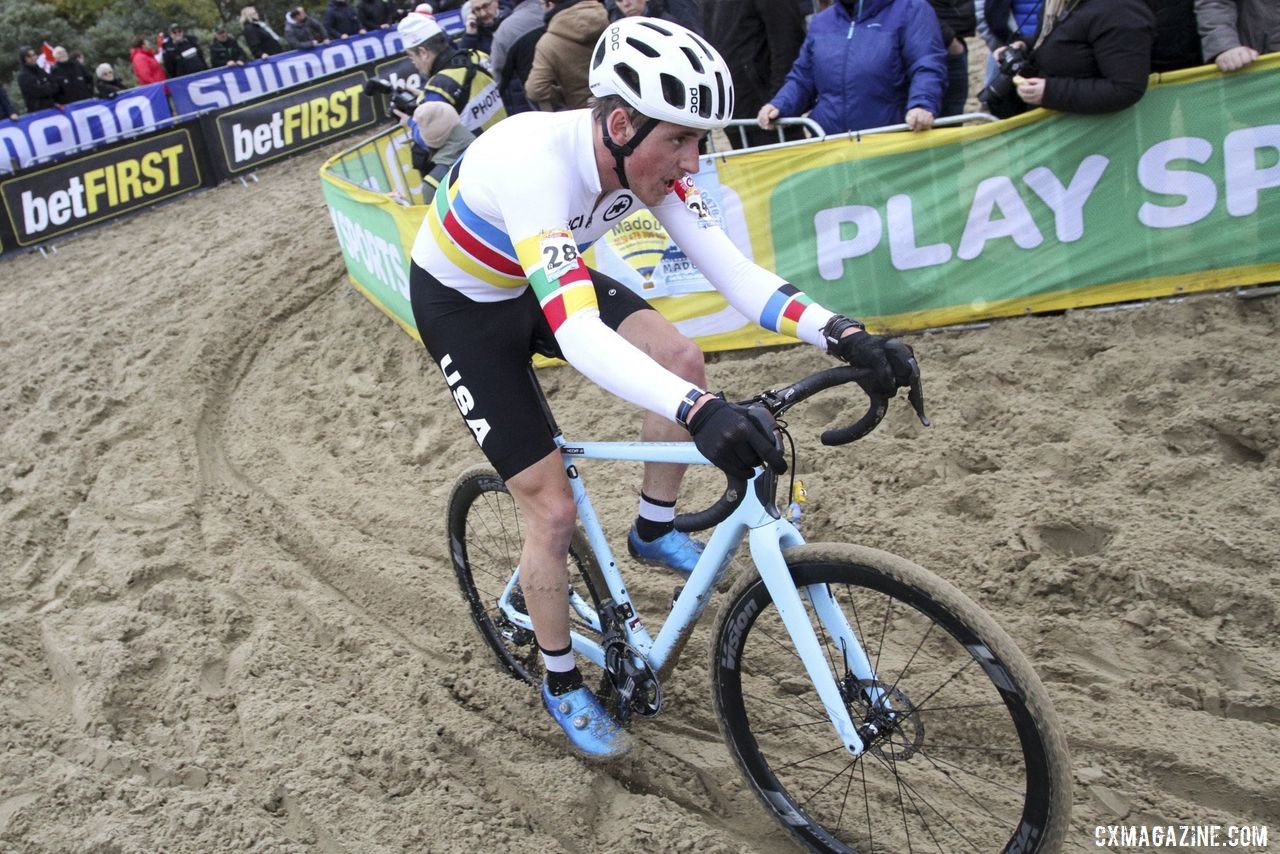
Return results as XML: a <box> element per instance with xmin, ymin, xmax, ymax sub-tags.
<box><xmin>447</xmin><ymin>465</ymin><xmax>605</xmax><ymax>684</ymax></box>
<box><xmin>711</xmin><ymin>543</ymin><xmax>1071</xmax><ymax>853</ymax></box>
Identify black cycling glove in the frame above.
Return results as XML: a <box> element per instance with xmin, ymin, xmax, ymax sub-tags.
<box><xmin>687</xmin><ymin>397</ymin><xmax>787</xmax><ymax>480</ymax></box>
<box><xmin>826</xmin><ymin>315</ymin><xmax>920</xmax><ymax>394</ymax></box>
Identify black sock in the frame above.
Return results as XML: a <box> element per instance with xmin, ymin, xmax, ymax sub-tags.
<box><xmin>635</xmin><ymin>492</ymin><xmax>675</xmax><ymax>542</ymax></box>
<box><xmin>546</xmin><ymin>666</ymin><xmax>583</xmax><ymax>696</ymax></box>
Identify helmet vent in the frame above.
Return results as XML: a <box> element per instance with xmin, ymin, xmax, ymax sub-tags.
<box><xmin>680</xmin><ymin>46</ymin><xmax>703</xmax><ymax>74</ymax></box>
<box><xmin>616</xmin><ymin>63</ymin><xmax>642</xmax><ymax>97</ymax></box>
<box><xmin>637</xmin><ymin>20</ymin><xmax>673</xmax><ymax>36</ymax></box>
<box><xmin>696</xmin><ymin>85</ymin><xmax>712</xmax><ymax>118</ymax></box>
<box><xmin>714</xmin><ymin>73</ymin><xmax>725</xmax><ymax>116</ymax></box>
<box><xmin>689</xmin><ymin>33</ymin><xmax>715</xmax><ymax>59</ymax></box>
<box><xmin>592</xmin><ymin>39</ymin><xmax>606</xmax><ymax>68</ymax></box>
<box><xmin>660</xmin><ymin>73</ymin><xmax>686</xmax><ymax>109</ymax></box>
<box><xmin>627</xmin><ymin>37</ymin><xmax>661</xmax><ymax>59</ymax></box>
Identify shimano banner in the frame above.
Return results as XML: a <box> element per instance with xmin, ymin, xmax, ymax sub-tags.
<box><xmin>168</xmin><ymin>9</ymin><xmax>461</xmax><ymax>115</ymax></box>
<box><xmin>0</xmin><ymin>83</ymin><xmax>172</xmax><ymax>175</ymax></box>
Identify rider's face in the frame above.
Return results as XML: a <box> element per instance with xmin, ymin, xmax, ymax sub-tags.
<box><xmin>623</xmin><ymin>118</ymin><xmax>703</xmax><ymax>207</ymax></box>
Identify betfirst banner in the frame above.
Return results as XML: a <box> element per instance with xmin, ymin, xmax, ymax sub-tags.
<box><xmin>716</xmin><ymin>56</ymin><xmax>1280</xmax><ymax>330</ymax></box>
<box><xmin>210</xmin><ymin>71</ymin><xmax>378</xmax><ymax>177</ymax></box>
<box><xmin>168</xmin><ymin>9</ymin><xmax>463</xmax><ymax>116</ymax></box>
<box><xmin>1</xmin><ymin>126</ymin><xmax>205</xmax><ymax>247</ymax></box>
<box><xmin>322</xmin><ymin>57</ymin><xmax>1279</xmax><ymax>352</ymax></box>
<box><xmin>0</xmin><ymin>83</ymin><xmax>172</xmax><ymax>175</ymax></box>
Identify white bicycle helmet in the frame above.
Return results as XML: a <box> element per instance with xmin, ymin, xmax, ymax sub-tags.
<box><xmin>589</xmin><ymin>17</ymin><xmax>734</xmax><ymax>130</ymax></box>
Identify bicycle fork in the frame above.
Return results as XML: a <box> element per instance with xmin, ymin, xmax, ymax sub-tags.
<box><xmin>750</xmin><ymin>524</ymin><xmax>875</xmax><ymax>758</ymax></box>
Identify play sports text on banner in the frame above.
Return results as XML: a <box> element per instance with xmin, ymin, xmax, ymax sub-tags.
<box><xmin>716</xmin><ymin>56</ymin><xmax>1280</xmax><ymax>331</ymax></box>
<box><xmin>321</xmin><ymin>56</ymin><xmax>1279</xmax><ymax>351</ymax></box>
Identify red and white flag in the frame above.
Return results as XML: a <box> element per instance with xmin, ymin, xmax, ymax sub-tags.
<box><xmin>36</xmin><ymin>42</ymin><xmax>56</xmax><ymax>71</ymax></box>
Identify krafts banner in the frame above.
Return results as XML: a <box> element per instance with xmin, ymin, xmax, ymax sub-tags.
<box><xmin>0</xmin><ymin>83</ymin><xmax>172</xmax><ymax>175</ymax></box>
<box><xmin>715</xmin><ymin>56</ymin><xmax>1280</xmax><ymax>331</ymax></box>
<box><xmin>168</xmin><ymin>10</ymin><xmax>463</xmax><ymax>115</ymax></box>
<box><xmin>208</xmin><ymin>71</ymin><xmax>378</xmax><ymax>177</ymax></box>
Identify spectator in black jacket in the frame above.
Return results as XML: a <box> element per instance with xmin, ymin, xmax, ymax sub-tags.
<box><xmin>927</xmin><ymin>0</ymin><xmax>977</xmax><ymax>115</ymax></box>
<box><xmin>358</xmin><ymin>0</ymin><xmax>396</xmax><ymax>28</ymax></box>
<box><xmin>50</xmin><ymin>46</ymin><xmax>96</xmax><ymax>104</ymax></box>
<box><xmin>1151</xmin><ymin>0</ymin><xmax>1202</xmax><ymax>71</ymax></box>
<box><xmin>17</xmin><ymin>47</ymin><xmax>61</xmax><ymax>112</ymax></box>
<box><xmin>703</xmin><ymin>0</ymin><xmax>807</xmax><ymax>149</ymax></box>
<box><xmin>286</xmin><ymin>7</ymin><xmax>332</xmax><ymax>48</ymax></box>
<box><xmin>211</xmin><ymin>26</ymin><xmax>250</xmax><ymax>66</ymax></box>
<box><xmin>325</xmin><ymin>0</ymin><xmax>366</xmax><ymax>37</ymax></box>
<box><xmin>606</xmin><ymin>0</ymin><xmax>703</xmax><ymax>33</ymax></box>
<box><xmin>162</xmin><ymin>25</ymin><xmax>210</xmax><ymax>77</ymax></box>
<box><xmin>95</xmin><ymin>63</ymin><xmax>130</xmax><ymax>98</ymax></box>
<box><xmin>994</xmin><ymin>0</ymin><xmax>1155</xmax><ymax>115</ymax></box>
<box><xmin>241</xmin><ymin>6</ymin><xmax>286</xmax><ymax>57</ymax></box>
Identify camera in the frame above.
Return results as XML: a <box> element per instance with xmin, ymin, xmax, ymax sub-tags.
<box><xmin>363</xmin><ymin>77</ymin><xmax>418</xmax><ymax>117</ymax></box>
<box><xmin>979</xmin><ymin>45</ymin><xmax>1035</xmax><ymax>118</ymax></box>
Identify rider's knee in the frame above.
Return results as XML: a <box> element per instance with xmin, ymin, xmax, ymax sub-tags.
<box><xmin>657</xmin><ymin>333</ymin><xmax>706</xmax><ymax>383</ymax></box>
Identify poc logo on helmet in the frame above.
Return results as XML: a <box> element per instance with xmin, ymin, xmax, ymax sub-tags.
<box><xmin>688</xmin><ymin>87</ymin><xmax>699</xmax><ymax>115</ymax></box>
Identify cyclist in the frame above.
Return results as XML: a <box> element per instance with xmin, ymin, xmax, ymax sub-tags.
<box><xmin>409</xmin><ymin>16</ymin><xmax>920</xmax><ymax>760</ymax></box>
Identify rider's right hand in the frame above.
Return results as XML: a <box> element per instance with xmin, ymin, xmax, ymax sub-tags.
<box><xmin>687</xmin><ymin>396</ymin><xmax>787</xmax><ymax>479</ymax></box>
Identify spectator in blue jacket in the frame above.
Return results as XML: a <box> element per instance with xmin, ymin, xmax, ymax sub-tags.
<box><xmin>758</xmin><ymin>0</ymin><xmax>947</xmax><ymax>135</ymax></box>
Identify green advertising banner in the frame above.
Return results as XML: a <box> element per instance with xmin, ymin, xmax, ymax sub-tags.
<box><xmin>717</xmin><ymin>57</ymin><xmax>1280</xmax><ymax>330</ymax></box>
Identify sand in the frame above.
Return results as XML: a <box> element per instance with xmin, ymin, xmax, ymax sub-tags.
<box><xmin>1</xmin><ymin>132</ymin><xmax>1278</xmax><ymax>853</ymax></box>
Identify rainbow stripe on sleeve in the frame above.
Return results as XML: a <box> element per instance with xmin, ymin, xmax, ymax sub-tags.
<box><xmin>515</xmin><ymin>233</ymin><xmax>598</xmax><ymax>334</ymax></box>
<box><xmin>758</xmin><ymin>283</ymin><xmax>815</xmax><ymax>339</ymax></box>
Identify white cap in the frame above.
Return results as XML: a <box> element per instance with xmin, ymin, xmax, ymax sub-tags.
<box><xmin>397</xmin><ymin>12</ymin><xmax>443</xmax><ymax>49</ymax></box>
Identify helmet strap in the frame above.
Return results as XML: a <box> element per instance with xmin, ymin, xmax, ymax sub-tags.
<box><xmin>599</xmin><ymin>112</ymin><xmax>659</xmax><ymax>191</ymax></box>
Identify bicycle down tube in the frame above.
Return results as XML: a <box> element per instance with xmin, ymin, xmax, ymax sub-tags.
<box><xmin>496</xmin><ymin>433</ymin><xmax>871</xmax><ymax>757</ymax></box>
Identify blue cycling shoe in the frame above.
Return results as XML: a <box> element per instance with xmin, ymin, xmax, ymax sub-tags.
<box><xmin>627</xmin><ymin>524</ymin><xmax>704</xmax><ymax>576</ymax></box>
<box><xmin>541</xmin><ymin>681</ymin><xmax>632</xmax><ymax>761</ymax></box>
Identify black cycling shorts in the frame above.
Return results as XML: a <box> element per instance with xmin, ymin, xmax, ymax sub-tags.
<box><xmin>409</xmin><ymin>261</ymin><xmax>654</xmax><ymax>479</ymax></box>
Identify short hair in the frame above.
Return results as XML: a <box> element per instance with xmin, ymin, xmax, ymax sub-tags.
<box><xmin>96</xmin><ymin>63</ymin><xmax>114</xmax><ymax>78</ymax></box>
<box><xmin>239</xmin><ymin>5</ymin><xmax>258</xmax><ymax>23</ymax></box>
<box><xmin>421</xmin><ymin>32</ymin><xmax>450</xmax><ymax>54</ymax></box>
<box><xmin>590</xmin><ymin>94</ymin><xmax>643</xmax><ymax>126</ymax></box>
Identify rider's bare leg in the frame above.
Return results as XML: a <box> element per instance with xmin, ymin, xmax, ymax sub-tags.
<box><xmin>616</xmin><ymin>309</ymin><xmax>707</xmax><ymax>503</ymax></box>
<box><xmin>505</xmin><ymin>449</ymin><xmax>577</xmax><ymax>651</ymax></box>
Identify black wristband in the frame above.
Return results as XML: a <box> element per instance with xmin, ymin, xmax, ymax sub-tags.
<box><xmin>822</xmin><ymin>315</ymin><xmax>866</xmax><ymax>349</ymax></box>
<box><xmin>675</xmin><ymin>387</ymin><xmax>707</xmax><ymax>429</ymax></box>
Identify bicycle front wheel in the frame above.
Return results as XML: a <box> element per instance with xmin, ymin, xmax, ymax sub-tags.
<box><xmin>712</xmin><ymin>543</ymin><xmax>1071</xmax><ymax>853</ymax></box>
<box><xmin>447</xmin><ymin>465</ymin><xmax>605</xmax><ymax>685</ymax></box>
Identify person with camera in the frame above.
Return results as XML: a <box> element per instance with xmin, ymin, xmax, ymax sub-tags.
<box><xmin>405</xmin><ymin>17</ymin><xmax>922</xmax><ymax>759</ymax></box>
<box><xmin>393</xmin><ymin>13</ymin><xmax>506</xmax><ymax>182</ymax></box>
<box><xmin>756</xmin><ymin>0</ymin><xmax>947</xmax><ymax>135</ymax></box>
<box><xmin>982</xmin><ymin>0</ymin><xmax>1155</xmax><ymax>118</ymax></box>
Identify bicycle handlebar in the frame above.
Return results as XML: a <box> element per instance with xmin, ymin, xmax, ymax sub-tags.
<box><xmin>672</xmin><ymin>366</ymin><xmax>929</xmax><ymax>533</ymax></box>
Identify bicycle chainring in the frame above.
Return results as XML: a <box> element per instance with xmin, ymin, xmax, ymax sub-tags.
<box><xmin>604</xmin><ymin>638</ymin><xmax>662</xmax><ymax>721</ymax></box>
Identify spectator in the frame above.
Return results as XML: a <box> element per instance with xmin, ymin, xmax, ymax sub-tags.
<box><xmin>927</xmin><ymin>0</ymin><xmax>977</xmax><ymax>116</ymax></box>
<box><xmin>241</xmin><ymin>7</ymin><xmax>286</xmax><ymax>57</ymax></box>
<box><xmin>51</xmin><ymin>46</ymin><xmax>95</xmax><ymax>104</ymax></box>
<box><xmin>286</xmin><ymin>7</ymin><xmax>332</xmax><ymax>48</ymax></box>
<box><xmin>130</xmin><ymin>37</ymin><xmax>168</xmax><ymax>84</ymax></box>
<box><xmin>1152</xmin><ymin>0</ymin><xmax>1203</xmax><ymax>72</ymax></box>
<box><xmin>1196</xmin><ymin>0</ymin><xmax>1277</xmax><ymax>72</ymax></box>
<box><xmin>977</xmin><ymin>0</ymin><xmax>1044</xmax><ymax>89</ymax></box>
<box><xmin>460</xmin><ymin>0</ymin><xmax>506</xmax><ymax>52</ymax></box>
<box><xmin>162</xmin><ymin>24</ymin><xmax>210</xmax><ymax>77</ymax></box>
<box><xmin>491</xmin><ymin>0</ymin><xmax>544</xmax><ymax>110</ymax></box>
<box><xmin>607</xmin><ymin>0</ymin><xmax>703</xmax><ymax>33</ymax></box>
<box><xmin>1</xmin><ymin>85</ymin><xmax>18</xmax><ymax>120</ymax></box>
<box><xmin>395</xmin><ymin>13</ymin><xmax>506</xmax><ymax>178</ymax></box>
<box><xmin>17</xmin><ymin>47</ymin><xmax>61</xmax><ymax>113</ymax></box>
<box><xmin>525</xmin><ymin>0</ymin><xmax>609</xmax><ymax>111</ymax></box>
<box><xmin>759</xmin><ymin>0</ymin><xmax>946</xmax><ymax>134</ymax></box>
<box><xmin>357</xmin><ymin>0</ymin><xmax>396</xmax><ymax>28</ymax></box>
<box><xmin>95</xmin><ymin>63</ymin><xmax>129</xmax><ymax>98</ymax></box>
<box><xmin>403</xmin><ymin>100</ymin><xmax>478</xmax><ymax>186</ymax></box>
<box><xmin>325</xmin><ymin>0</ymin><xmax>367</xmax><ymax>37</ymax></box>
<box><xmin>211</xmin><ymin>25</ymin><xmax>250</xmax><ymax>66</ymax></box>
<box><xmin>989</xmin><ymin>0</ymin><xmax>1155</xmax><ymax>116</ymax></box>
<box><xmin>703</xmin><ymin>0</ymin><xmax>807</xmax><ymax>149</ymax></box>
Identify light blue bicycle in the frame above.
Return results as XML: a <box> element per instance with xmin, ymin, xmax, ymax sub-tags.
<box><xmin>447</xmin><ymin>364</ymin><xmax>1071</xmax><ymax>852</ymax></box>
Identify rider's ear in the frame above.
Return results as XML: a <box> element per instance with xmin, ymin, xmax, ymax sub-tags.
<box><xmin>607</xmin><ymin>108</ymin><xmax>633</xmax><ymax>144</ymax></box>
